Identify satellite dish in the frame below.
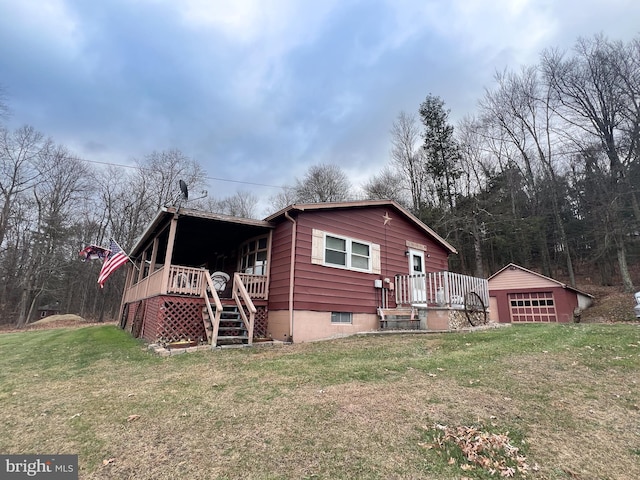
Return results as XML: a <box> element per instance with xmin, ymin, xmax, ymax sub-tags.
<box><xmin>179</xmin><ymin>180</ymin><xmax>189</xmax><ymax>201</ymax></box>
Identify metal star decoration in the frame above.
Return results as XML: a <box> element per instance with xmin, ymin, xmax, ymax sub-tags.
<box><xmin>383</xmin><ymin>212</ymin><xmax>392</xmax><ymax>225</ymax></box>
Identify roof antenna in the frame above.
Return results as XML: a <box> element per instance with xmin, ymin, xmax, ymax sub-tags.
<box><xmin>171</xmin><ymin>179</ymin><xmax>189</xmax><ymax>213</ymax></box>
<box><xmin>179</xmin><ymin>179</ymin><xmax>189</xmax><ymax>202</ymax></box>
<box><xmin>174</xmin><ymin>180</ymin><xmax>207</xmax><ymax>211</ymax></box>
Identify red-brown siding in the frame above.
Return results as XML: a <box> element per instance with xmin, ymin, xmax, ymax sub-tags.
<box><xmin>492</xmin><ymin>287</ymin><xmax>578</xmax><ymax>323</ymax></box>
<box><xmin>268</xmin><ymin>206</ymin><xmax>450</xmax><ymax>315</ymax></box>
<box><xmin>268</xmin><ymin>219</ymin><xmax>293</xmax><ymax>311</ymax></box>
<box><xmin>489</xmin><ymin>265</ymin><xmax>581</xmax><ymax>323</ymax></box>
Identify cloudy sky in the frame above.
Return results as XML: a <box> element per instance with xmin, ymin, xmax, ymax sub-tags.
<box><xmin>1</xmin><ymin>0</ymin><xmax>639</xmax><ymax>215</ymax></box>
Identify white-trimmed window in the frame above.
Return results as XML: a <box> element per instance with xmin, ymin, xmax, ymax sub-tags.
<box><xmin>325</xmin><ymin>234</ymin><xmax>371</xmax><ymax>271</ymax></box>
<box><xmin>240</xmin><ymin>235</ymin><xmax>268</xmax><ymax>275</ymax></box>
<box><xmin>311</xmin><ymin>229</ymin><xmax>381</xmax><ymax>274</ymax></box>
<box><xmin>331</xmin><ymin>312</ymin><xmax>352</xmax><ymax>324</ymax></box>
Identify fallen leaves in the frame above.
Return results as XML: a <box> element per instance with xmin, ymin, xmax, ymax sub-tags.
<box><xmin>126</xmin><ymin>414</ymin><xmax>141</xmax><ymax>422</ymax></box>
<box><xmin>420</xmin><ymin>423</ymin><xmax>539</xmax><ymax>477</ymax></box>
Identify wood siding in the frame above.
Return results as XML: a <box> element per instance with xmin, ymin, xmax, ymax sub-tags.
<box><xmin>488</xmin><ymin>268</ymin><xmax>559</xmax><ymax>290</ymax></box>
<box><xmin>269</xmin><ymin>206</ymin><xmax>450</xmax><ymax>315</ymax></box>
<box><xmin>268</xmin><ymin>219</ymin><xmax>293</xmax><ymax>311</ymax></box>
<box><xmin>489</xmin><ymin>268</ymin><xmax>579</xmax><ymax>323</ymax></box>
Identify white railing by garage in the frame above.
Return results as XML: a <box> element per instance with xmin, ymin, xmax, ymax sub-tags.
<box><xmin>395</xmin><ymin>271</ymin><xmax>489</xmax><ymax>308</ymax></box>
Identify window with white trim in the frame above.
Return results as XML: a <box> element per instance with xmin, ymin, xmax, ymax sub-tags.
<box><xmin>331</xmin><ymin>312</ymin><xmax>352</xmax><ymax>324</ymax></box>
<box><xmin>311</xmin><ymin>229</ymin><xmax>381</xmax><ymax>274</ymax></box>
<box><xmin>240</xmin><ymin>235</ymin><xmax>268</xmax><ymax>274</ymax></box>
<box><xmin>324</xmin><ymin>234</ymin><xmax>371</xmax><ymax>271</ymax></box>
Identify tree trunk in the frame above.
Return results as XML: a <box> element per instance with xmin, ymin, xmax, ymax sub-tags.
<box><xmin>616</xmin><ymin>236</ymin><xmax>634</xmax><ymax>293</ymax></box>
<box><xmin>471</xmin><ymin>216</ymin><xmax>485</xmax><ymax>278</ymax></box>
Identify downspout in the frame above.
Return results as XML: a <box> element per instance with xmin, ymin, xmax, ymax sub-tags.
<box><xmin>285</xmin><ymin>211</ymin><xmax>297</xmax><ymax>342</ymax></box>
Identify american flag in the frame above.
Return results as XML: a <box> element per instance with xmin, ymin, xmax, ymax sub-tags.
<box><xmin>79</xmin><ymin>244</ymin><xmax>110</xmax><ymax>262</ymax></box>
<box><xmin>98</xmin><ymin>239</ymin><xmax>130</xmax><ymax>288</ymax></box>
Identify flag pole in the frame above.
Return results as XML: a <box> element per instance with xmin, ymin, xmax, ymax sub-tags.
<box><xmin>111</xmin><ymin>238</ymin><xmax>140</xmax><ymax>272</ymax></box>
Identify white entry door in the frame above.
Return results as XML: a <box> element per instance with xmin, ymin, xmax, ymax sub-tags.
<box><xmin>408</xmin><ymin>249</ymin><xmax>427</xmax><ymax>303</ymax></box>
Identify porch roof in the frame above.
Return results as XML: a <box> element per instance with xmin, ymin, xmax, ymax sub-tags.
<box><xmin>130</xmin><ymin>206</ymin><xmax>273</xmax><ymax>259</ymax></box>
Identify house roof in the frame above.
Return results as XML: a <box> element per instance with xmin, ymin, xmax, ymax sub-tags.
<box><xmin>265</xmin><ymin>199</ymin><xmax>457</xmax><ymax>254</ymax></box>
<box><xmin>488</xmin><ymin>263</ymin><xmax>594</xmax><ymax>298</ymax></box>
<box><xmin>131</xmin><ymin>200</ymin><xmax>457</xmax><ymax>257</ymax></box>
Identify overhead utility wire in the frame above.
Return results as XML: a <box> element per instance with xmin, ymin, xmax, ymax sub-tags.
<box><xmin>77</xmin><ymin>157</ymin><xmax>284</xmax><ymax>189</ymax></box>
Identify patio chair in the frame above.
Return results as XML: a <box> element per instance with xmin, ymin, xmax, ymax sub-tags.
<box><xmin>210</xmin><ymin>271</ymin><xmax>230</xmax><ymax>293</ymax></box>
<box><xmin>172</xmin><ymin>272</ymin><xmax>191</xmax><ymax>289</ymax></box>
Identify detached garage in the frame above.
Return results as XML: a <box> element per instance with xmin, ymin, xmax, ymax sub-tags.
<box><xmin>488</xmin><ymin>263</ymin><xmax>593</xmax><ymax>323</ymax></box>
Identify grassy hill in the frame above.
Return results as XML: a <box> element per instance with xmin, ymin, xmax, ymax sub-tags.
<box><xmin>1</xmin><ymin>323</ymin><xmax>639</xmax><ymax>479</ymax></box>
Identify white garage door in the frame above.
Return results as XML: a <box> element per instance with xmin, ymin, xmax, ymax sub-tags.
<box><xmin>508</xmin><ymin>292</ymin><xmax>557</xmax><ymax>322</ymax></box>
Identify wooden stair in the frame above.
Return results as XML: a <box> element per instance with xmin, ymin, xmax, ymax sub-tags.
<box><xmin>377</xmin><ymin>307</ymin><xmax>419</xmax><ymax>330</ymax></box>
<box><xmin>203</xmin><ymin>304</ymin><xmax>250</xmax><ymax>347</ymax></box>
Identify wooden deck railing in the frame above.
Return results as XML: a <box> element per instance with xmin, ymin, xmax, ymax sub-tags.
<box><xmin>237</xmin><ymin>273</ymin><xmax>268</xmax><ymax>299</ymax></box>
<box><xmin>395</xmin><ymin>271</ymin><xmax>489</xmax><ymax>308</ymax></box>
<box><xmin>124</xmin><ymin>264</ymin><xmax>269</xmax><ymax>304</ymax></box>
<box><xmin>167</xmin><ymin>265</ymin><xmax>206</xmax><ymax>296</ymax></box>
<box><xmin>233</xmin><ymin>273</ymin><xmax>256</xmax><ymax>346</ymax></box>
<box><xmin>202</xmin><ymin>271</ymin><xmax>223</xmax><ymax>345</ymax></box>
<box><xmin>123</xmin><ymin>267</ymin><xmax>165</xmax><ymax>303</ymax></box>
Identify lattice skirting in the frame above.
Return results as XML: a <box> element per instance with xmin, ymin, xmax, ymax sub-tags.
<box><xmin>254</xmin><ymin>306</ymin><xmax>268</xmax><ymax>338</ymax></box>
<box><xmin>156</xmin><ymin>296</ymin><xmax>207</xmax><ymax>344</ymax></box>
<box><xmin>125</xmin><ymin>297</ymin><xmax>270</xmax><ymax>344</ymax></box>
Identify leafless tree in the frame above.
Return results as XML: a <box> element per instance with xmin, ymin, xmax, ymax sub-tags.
<box><xmin>541</xmin><ymin>35</ymin><xmax>637</xmax><ymax>291</ymax></box>
<box><xmin>293</xmin><ymin>163</ymin><xmax>352</xmax><ymax>203</ymax></box>
<box><xmin>136</xmin><ymin>149</ymin><xmax>208</xmax><ymax>211</ymax></box>
<box><xmin>481</xmin><ymin>66</ymin><xmax>576</xmax><ymax>285</ymax></box>
<box><xmin>15</xmin><ymin>146</ymin><xmax>89</xmax><ymax>327</ymax></box>
<box><xmin>0</xmin><ymin>126</ymin><xmax>51</xmax><ymax>250</ymax></box>
<box><xmin>215</xmin><ymin>191</ymin><xmax>259</xmax><ymax>218</ymax></box>
<box><xmin>361</xmin><ymin>166</ymin><xmax>407</xmax><ymax>205</ymax></box>
<box><xmin>268</xmin><ymin>186</ymin><xmax>298</xmax><ymax>212</ymax></box>
<box><xmin>389</xmin><ymin>111</ymin><xmax>426</xmax><ymax>213</ymax></box>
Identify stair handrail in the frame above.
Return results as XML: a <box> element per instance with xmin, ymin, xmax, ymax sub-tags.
<box><xmin>203</xmin><ymin>271</ymin><xmax>223</xmax><ymax>345</ymax></box>
<box><xmin>233</xmin><ymin>273</ymin><xmax>256</xmax><ymax>345</ymax></box>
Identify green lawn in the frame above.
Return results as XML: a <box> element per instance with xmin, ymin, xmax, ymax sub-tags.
<box><xmin>1</xmin><ymin>323</ymin><xmax>639</xmax><ymax>479</ymax></box>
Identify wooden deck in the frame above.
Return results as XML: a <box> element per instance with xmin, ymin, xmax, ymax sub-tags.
<box><xmin>123</xmin><ymin>265</ymin><xmax>268</xmax><ymax>303</ymax></box>
<box><xmin>394</xmin><ymin>271</ymin><xmax>488</xmax><ymax>308</ymax></box>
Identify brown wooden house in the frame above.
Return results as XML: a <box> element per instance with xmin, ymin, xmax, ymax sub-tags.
<box><xmin>119</xmin><ymin>200</ymin><xmax>489</xmax><ymax>346</ymax></box>
<box><xmin>488</xmin><ymin>263</ymin><xmax>594</xmax><ymax>323</ymax></box>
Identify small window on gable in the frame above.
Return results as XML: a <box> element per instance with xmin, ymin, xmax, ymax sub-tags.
<box><xmin>331</xmin><ymin>312</ymin><xmax>352</xmax><ymax>324</ymax></box>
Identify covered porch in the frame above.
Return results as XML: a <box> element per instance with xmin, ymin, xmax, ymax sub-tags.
<box><xmin>122</xmin><ymin>207</ymin><xmax>273</xmax><ymax>302</ymax></box>
<box><xmin>120</xmin><ymin>207</ymin><xmax>274</xmax><ymax>347</ymax></box>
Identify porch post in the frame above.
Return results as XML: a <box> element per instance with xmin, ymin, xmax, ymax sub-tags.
<box><xmin>264</xmin><ymin>230</ymin><xmax>273</xmax><ymax>298</ymax></box>
<box><xmin>160</xmin><ymin>214</ymin><xmax>179</xmax><ymax>295</ymax></box>
<box><xmin>117</xmin><ymin>264</ymin><xmax>134</xmax><ymax>327</ymax></box>
<box><xmin>150</xmin><ymin>237</ymin><xmax>160</xmax><ymax>274</ymax></box>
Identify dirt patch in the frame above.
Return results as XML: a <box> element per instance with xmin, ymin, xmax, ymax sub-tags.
<box><xmin>579</xmin><ymin>285</ymin><xmax>638</xmax><ymax>323</ymax></box>
<box><xmin>0</xmin><ymin>314</ymin><xmax>116</xmax><ymax>333</ymax></box>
